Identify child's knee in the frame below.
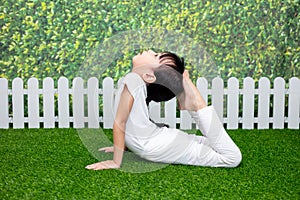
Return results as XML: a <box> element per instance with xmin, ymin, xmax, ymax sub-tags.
<box><xmin>229</xmin><ymin>148</ymin><xmax>242</xmax><ymax>168</ymax></box>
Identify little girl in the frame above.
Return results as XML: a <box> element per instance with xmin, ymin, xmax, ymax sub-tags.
<box><xmin>86</xmin><ymin>50</ymin><xmax>242</xmax><ymax>170</ymax></box>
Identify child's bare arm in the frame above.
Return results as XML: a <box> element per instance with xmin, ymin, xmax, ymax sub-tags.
<box><xmin>98</xmin><ymin>146</ymin><xmax>128</xmax><ymax>153</ymax></box>
<box><xmin>86</xmin><ymin>86</ymin><xmax>133</xmax><ymax>170</ymax></box>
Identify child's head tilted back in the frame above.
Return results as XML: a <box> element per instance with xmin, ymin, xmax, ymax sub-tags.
<box><xmin>147</xmin><ymin>64</ymin><xmax>184</xmax><ymax>104</ymax></box>
<box><xmin>131</xmin><ymin>50</ymin><xmax>185</xmax><ymax>104</ymax></box>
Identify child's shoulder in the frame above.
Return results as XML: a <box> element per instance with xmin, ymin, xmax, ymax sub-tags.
<box><xmin>124</xmin><ymin>72</ymin><xmax>142</xmax><ymax>81</ymax></box>
<box><xmin>123</xmin><ymin>72</ymin><xmax>145</xmax><ymax>92</ymax></box>
<box><xmin>123</xmin><ymin>72</ymin><xmax>144</xmax><ymax>83</ymax></box>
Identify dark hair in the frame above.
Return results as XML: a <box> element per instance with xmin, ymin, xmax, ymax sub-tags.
<box><xmin>158</xmin><ymin>51</ymin><xmax>185</xmax><ymax>74</ymax></box>
<box><xmin>146</xmin><ymin>52</ymin><xmax>185</xmax><ymax>105</ymax></box>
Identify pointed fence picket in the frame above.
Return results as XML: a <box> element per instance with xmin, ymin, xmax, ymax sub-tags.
<box><xmin>0</xmin><ymin>78</ymin><xmax>9</xmax><ymax>129</ymax></box>
<box><xmin>58</xmin><ymin>77</ymin><xmax>69</xmax><ymax>128</ymax></box>
<box><xmin>12</xmin><ymin>78</ymin><xmax>24</xmax><ymax>129</ymax></box>
<box><xmin>288</xmin><ymin>77</ymin><xmax>300</xmax><ymax>129</ymax></box>
<box><xmin>258</xmin><ymin>77</ymin><xmax>270</xmax><ymax>129</ymax></box>
<box><xmin>227</xmin><ymin>77</ymin><xmax>239</xmax><ymax>129</ymax></box>
<box><xmin>165</xmin><ymin>98</ymin><xmax>177</xmax><ymax>128</ymax></box>
<box><xmin>103</xmin><ymin>77</ymin><xmax>114</xmax><ymax>129</ymax></box>
<box><xmin>87</xmin><ymin>77</ymin><xmax>100</xmax><ymax>128</ymax></box>
<box><xmin>73</xmin><ymin>78</ymin><xmax>85</xmax><ymax>128</ymax></box>
<box><xmin>28</xmin><ymin>78</ymin><xmax>39</xmax><ymax>128</ymax></box>
<box><xmin>242</xmin><ymin>77</ymin><xmax>255</xmax><ymax>129</ymax></box>
<box><xmin>43</xmin><ymin>77</ymin><xmax>55</xmax><ymax>128</ymax></box>
<box><xmin>273</xmin><ymin>77</ymin><xmax>285</xmax><ymax>129</ymax></box>
<box><xmin>0</xmin><ymin>76</ymin><xmax>299</xmax><ymax>130</ymax></box>
<box><xmin>212</xmin><ymin>77</ymin><xmax>224</xmax><ymax>121</ymax></box>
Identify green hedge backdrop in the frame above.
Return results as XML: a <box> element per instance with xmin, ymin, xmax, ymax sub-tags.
<box><xmin>1</xmin><ymin>0</ymin><xmax>299</xmax><ymax>84</ymax></box>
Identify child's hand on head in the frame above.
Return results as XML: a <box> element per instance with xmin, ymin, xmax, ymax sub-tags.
<box><xmin>177</xmin><ymin>70</ymin><xmax>206</xmax><ymax>111</ymax></box>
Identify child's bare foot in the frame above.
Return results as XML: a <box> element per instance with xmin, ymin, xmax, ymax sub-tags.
<box><xmin>177</xmin><ymin>70</ymin><xmax>207</xmax><ymax>111</ymax></box>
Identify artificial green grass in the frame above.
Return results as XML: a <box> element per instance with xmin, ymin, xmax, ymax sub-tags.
<box><xmin>0</xmin><ymin>128</ymin><xmax>299</xmax><ymax>199</ymax></box>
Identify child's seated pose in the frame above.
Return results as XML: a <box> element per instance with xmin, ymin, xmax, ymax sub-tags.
<box><xmin>86</xmin><ymin>50</ymin><xmax>242</xmax><ymax>170</ymax></box>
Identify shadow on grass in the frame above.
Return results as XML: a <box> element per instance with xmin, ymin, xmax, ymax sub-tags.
<box><xmin>77</xmin><ymin>128</ymin><xmax>168</xmax><ymax>173</ymax></box>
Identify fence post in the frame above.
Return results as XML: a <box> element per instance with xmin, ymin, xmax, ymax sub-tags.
<box><xmin>88</xmin><ymin>77</ymin><xmax>99</xmax><ymax>128</ymax></box>
<box><xmin>288</xmin><ymin>77</ymin><xmax>300</xmax><ymax>129</ymax></box>
<box><xmin>12</xmin><ymin>78</ymin><xmax>24</xmax><ymax>129</ymax></box>
<box><xmin>0</xmin><ymin>78</ymin><xmax>9</xmax><ymax>129</ymax></box>
<box><xmin>273</xmin><ymin>77</ymin><xmax>285</xmax><ymax>129</ymax></box>
<box><xmin>227</xmin><ymin>77</ymin><xmax>239</xmax><ymax>129</ymax></box>
<box><xmin>165</xmin><ymin>98</ymin><xmax>177</xmax><ymax>128</ymax></box>
<box><xmin>28</xmin><ymin>78</ymin><xmax>40</xmax><ymax>128</ymax></box>
<box><xmin>43</xmin><ymin>77</ymin><xmax>55</xmax><ymax>128</ymax></box>
<box><xmin>212</xmin><ymin>77</ymin><xmax>224</xmax><ymax>122</ymax></box>
<box><xmin>103</xmin><ymin>77</ymin><xmax>114</xmax><ymax>129</ymax></box>
<box><xmin>58</xmin><ymin>77</ymin><xmax>70</xmax><ymax>128</ymax></box>
<box><xmin>73</xmin><ymin>77</ymin><xmax>85</xmax><ymax>128</ymax></box>
<box><xmin>242</xmin><ymin>77</ymin><xmax>255</xmax><ymax>129</ymax></box>
<box><xmin>258</xmin><ymin>77</ymin><xmax>270</xmax><ymax>129</ymax></box>
<box><xmin>197</xmin><ymin>77</ymin><xmax>208</xmax><ymax>104</ymax></box>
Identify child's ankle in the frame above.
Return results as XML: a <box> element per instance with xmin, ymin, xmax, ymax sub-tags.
<box><xmin>192</xmin><ymin>102</ymin><xmax>207</xmax><ymax>112</ymax></box>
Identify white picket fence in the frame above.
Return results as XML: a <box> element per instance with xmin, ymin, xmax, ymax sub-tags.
<box><xmin>0</xmin><ymin>77</ymin><xmax>299</xmax><ymax>130</ymax></box>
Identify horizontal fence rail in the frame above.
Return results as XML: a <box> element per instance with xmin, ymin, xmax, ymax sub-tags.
<box><xmin>0</xmin><ymin>77</ymin><xmax>299</xmax><ymax>130</ymax></box>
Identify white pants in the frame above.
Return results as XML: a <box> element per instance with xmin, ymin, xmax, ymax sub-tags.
<box><xmin>175</xmin><ymin>106</ymin><xmax>242</xmax><ymax>168</ymax></box>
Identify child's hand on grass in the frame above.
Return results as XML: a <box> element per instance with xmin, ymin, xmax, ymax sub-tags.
<box><xmin>98</xmin><ymin>146</ymin><xmax>114</xmax><ymax>153</ymax></box>
<box><xmin>85</xmin><ymin>160</ymin><xmax>120</xmax><ymax>170</ymax></box>
<box><xmin>98</xmin><ymin>146</ymin><xmax>128</xmax><ymax>153</ymax></box>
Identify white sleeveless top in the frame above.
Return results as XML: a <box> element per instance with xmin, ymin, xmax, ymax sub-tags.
<box><xmin>114</xmin><ymin>73</ymin><xmax>196</xmax><ymax>163</ymax></box>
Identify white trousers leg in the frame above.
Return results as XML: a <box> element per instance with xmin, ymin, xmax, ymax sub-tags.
<box><xmin>177</xmin><ymin>106</ymin><xmax>242</xmax><ymax>168</ymax></box>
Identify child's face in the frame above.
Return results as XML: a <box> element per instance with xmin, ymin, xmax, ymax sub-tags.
<box><xmin>131</xmin><ymin>50</ymin><xmax>175</xmax><ymax>83</ymax></box>
<box><xmin>132</xmin><ymin>50</ymin><xmax>161</xmax><ymax>69</ymax></box>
